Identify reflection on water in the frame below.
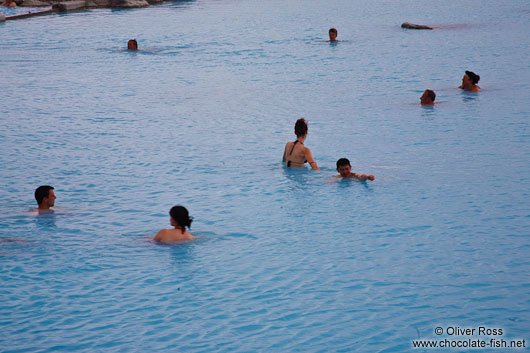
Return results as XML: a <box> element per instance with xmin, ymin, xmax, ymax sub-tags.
<box><xmin>335</xmin><ymin>177</ymin><xmax>373</xmax><ymax>191</ymax></box>
<box><xmin>461</xmin><ymin>91</ymin><xmax>480</xmax><ymax>103</ymax></box>
<box><xmin>421</xmin><ymin>104</ymin><xmax>436</xmax><ymax>119</ymax></box>
<box><xmin>34</xmin><ymin>212</ymin><xmax>57</xmax><ymax>229</ymax></box>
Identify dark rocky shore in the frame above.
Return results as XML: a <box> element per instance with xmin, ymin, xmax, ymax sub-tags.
<box><xmin>12</xmin><ymin>0</ymin><xmax>167</xmax><ymax>9</ymax></box>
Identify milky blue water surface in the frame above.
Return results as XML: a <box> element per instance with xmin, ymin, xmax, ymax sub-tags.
<box><xmin>1</xmin><ymin>0</ymin><xmax>529</xmax><ymax>351</ymax></box>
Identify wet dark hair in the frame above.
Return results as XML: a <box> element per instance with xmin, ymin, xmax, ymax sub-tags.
<box><xmin>294</xmin><ymin>118</ymin><xmax>308</xmax><ymax>137</ymax></box>
<box><xmin>425</xmin><ymin>89</ymin><xmax>436</xmax><ymax>101</ymax></box>
<box><xmin>329</xmin><ymin>28</ymin><xmax>337</xmax><ymax>34</ymax></box>
<box><xmin>169</xmin><ymin>206</ymin><xmax>193</xmax><ymax>229</ymax></box>
<box><xmin>35</xmin><ymin>185</ymin><xmax>54</xmax><ymax>205</ymax></box>
<box><xmin>465</xmin><ymin>70</ymin><xmax>480</xmax><ymax>85</ymax></box>
<box><xmin>336</xmin><ymin>158</ymin><xmax>351</xmax><ymax>169</ymax></box>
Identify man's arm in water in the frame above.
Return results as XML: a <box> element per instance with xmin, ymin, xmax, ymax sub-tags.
<box><xmin>351</xmin><ymin>173</ymin><xmax>374</xmax><ymax>181</ymax></box>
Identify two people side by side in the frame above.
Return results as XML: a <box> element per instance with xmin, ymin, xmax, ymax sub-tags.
<box><xmin>420</xmin><ymin>70</ymin><xmax>480</xmax><ymax>105</ymax></box>
<box><xmin>282</xmin><ymin>119</ymin><xmax>374</xmax><ymax>180</ymax></box>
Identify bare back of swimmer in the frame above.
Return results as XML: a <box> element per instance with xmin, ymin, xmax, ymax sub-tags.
<box><xmin>282</xmin><ymin>118</ymin><xmax>319</xmax><ymax>170</ymax></box>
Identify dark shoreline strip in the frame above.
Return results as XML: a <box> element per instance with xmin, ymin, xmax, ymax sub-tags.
<box><xmin>5</xmin><ymin>7</ymin><xmax>54</xmax><ymax>20</ymax></box>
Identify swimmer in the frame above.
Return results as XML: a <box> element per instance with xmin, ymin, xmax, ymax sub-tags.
<box><xmin>127</xmin><ymin>39</ymin><xmax>138</xmax><ymax>50</ymax></box>
<box><xmin>34</xmin><ymin>185</ymin><xmax>56</xmax><ymax>214</ymax></box>
<box><xmin>459</xmin><ymin>70</ymin><xmax>480</xmax><ymax>92</ymax></box>
<box><xmin>401</xmin><ymin>22</ymin><xmax>433</xmax><ymax>30</ymax></box>
<box><xmin>420</xmin><ymin>89</ymin><xmax>436</xmax><ymax>105</ymax></box>
<box><xmin>2</xmin><ymin>0</ymin><xmax>16</xmax><ymax>7</ymax></box>
<box><xmin>282</xmin><ymin>118</ymin><xmax>319</xmax><ymax>170</ymax></box>
<box><xmin>335</xmin><ymin>158</ymin><xmax>374</xmax><ymax>181</ymax></box>
<box><xmin>328</xmin><ymin>28</ymin><xmax>339</xmax><ymax>42</ymax></box>
<box><xmin>153</xmin><ymin>206</ymin><xmax>195</xmax><ymax>243</ymax></box>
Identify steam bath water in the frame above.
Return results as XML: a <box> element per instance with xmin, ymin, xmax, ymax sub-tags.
<box><xmin>1</xmin><ymin>0</ymin><xmax>529</xmax><ymax>351</ymax></box>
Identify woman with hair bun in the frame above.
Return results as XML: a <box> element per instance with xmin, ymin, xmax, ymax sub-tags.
<box><xmin>153</xmin><ymin>206</ymin><xmax>195</xmax><ymax>242</ymax></box>
<box><xmin>459</xmin><ymin>70</ymin><xmax>480</xmax><ymax>92</ymax></box>
<box><xmin>282</xmin><ymin>118</ymin><xmax>319</xmax><ymax>170</ymax></box>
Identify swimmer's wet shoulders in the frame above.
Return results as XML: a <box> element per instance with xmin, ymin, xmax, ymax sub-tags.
<box><xmin>154</xmin><ymin>228</ymin><xmax>195</xmax><ymax>243</ymax></box>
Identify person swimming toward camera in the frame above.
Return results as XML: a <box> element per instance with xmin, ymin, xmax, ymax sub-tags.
<box><xmin>282</xmin><ymin>118</ymin><xmax>319</xmax><ymax>170</ymax></box>
<box><xmin>335</xmin><ymin>158</ymin><xmax>374</xmax><ymax>181</ymax></box>
<box><xmin>153</xmin><ymin>206</ymin><xmax>195</xmax><ymax>243</ymax></box>
<box><xmin>459</xmin><ymin>70</ymin><xmax>480</xmax><ymax>92</ymax></box>
<box><xmin>420</xmin><ymin>89</ymin><xmax>436</xmax><ymax>105</ymax></box>
<box><xmin>127</xmin><ymin>39</ymin><xmax>138</xmax><ymax>51</ymax></box>
<box><xmin>34</xmin><ymin>185</ymin><xmax>56</xmax><ymax>214</ymax></box>
<box><xmin>328</xmin><ymin>28</ymin><xmax>340</xmax><ymax>42</ymax></box>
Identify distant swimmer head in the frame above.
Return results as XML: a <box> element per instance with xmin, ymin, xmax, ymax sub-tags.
<box><xmin>35</xmin><ymin>185</ymin><xmax>55</xmax><ymax>209</ymax></box>
<box><xmin>294</xmin><ymin>118</ymin><xmax>308</xmax><ymax>138</ymax></box>
<box><xmin>420</xmin><ymin>89</ymin><xmax>436</xmax><ymax>105</ymax></box>
<box><xmin>336</xmin><ymin>158</ymin><xmax>352</xmax><ymax>178</ymax></box>
<box><xmin>169</xmin><ymin>205</ymin><xmax>193</xmax><ymax>230</ymax></box>
<box><xmin>328</xmin><ymin>28</ymin><xmax>338</xmax><ymax>41</ymax></box>
<box><xmin>127</xmin><ymin>39</ymin><xmax>138</xmax><ymax>50</ymax></box>
<box><xmin>465</xmin><ymin>70</ymin><xmax>480</xmax><ymax>85</ymax></box>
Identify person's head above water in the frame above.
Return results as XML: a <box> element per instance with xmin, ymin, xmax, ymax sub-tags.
<box><xmin>294</xmin><ymin>118</ymin><xmax>308</xmax><ymax>138</ymax></box>
<box><xmin>34</xmin><ymin>185</ymin><xmax>55</xmax><ymax>210</ymax></box>
<box><xmin>127</xmin><ymin>39</ymin><xmax>138</xmax><ymax>50</ymax></box>
<box><xmin>460</xmin><ymin>70</ymin><xmax>480</xmax><ymax>92</ymax></box>
<box><xmin>328</xmin><ymin>28</ymin><xmax>338</xmax><ymax>42</ymax></box>
<box><xmin>420</xmin><ymin>89</ymin><xmax>436</xmax><ymax>105</ymax></box>
<box><xmin>336</xmin><ymin>158</ymin><xmax>352</xmax><ymax>177</ymax></box>
<box><xmin>169</xmin><ymin>205</ymin><xmax>193</xmax><ymax>232</ymax></box>
<box><xmin>465</xmin><ymin>70</ymin><xmax>480</xmax><ymax>85</ymax></box>
<box><xmin>335</xmin><ymin>158</ymin><xmax>375</xmax><ymax>180</ymax></box>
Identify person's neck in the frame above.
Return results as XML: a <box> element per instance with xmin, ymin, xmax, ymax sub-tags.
<box><xmin>463</xmin><ymin>82</ymin><xmax>475</xmax><ymax>91</ymax></box>
<box><xmin>38</xmin><ymin>204</ymin><xmax>50</xmax><ymax>210</ymax></box>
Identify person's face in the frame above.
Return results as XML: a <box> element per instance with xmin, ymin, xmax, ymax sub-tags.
<box><xmin>462</xmin><ymin>74</ymin><xmax>471</xmax><ymax>86</ymax></box>
<box><xmin>44</xmin><ymin>189</ymin><xmax>56</xmax><ymax>207</ymax></box>
<box><xmin>329</xmin><ymin>31</ymin><xmax>337</xmax><ymax>41</ymax></box>
<box><xmin>337</xmin><ymin>164</ymin><xmax>351</xmax><ymax>178</ymax></box>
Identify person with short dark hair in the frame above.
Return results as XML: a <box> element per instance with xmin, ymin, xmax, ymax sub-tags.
<box><xmin>34</xmin><ymin>185</ymin><xmax>56</xmax><ymax>213</ymax></box>
<box><xmin>282</xmin><ymin>118</ymin><xmax>319</xmax><ymax>170</ymax></box>
<box><xmin>420</xmin><ymin>89</ymin><xmax>436</xmax><ymax>105</ymax></box>
<box><xmin>153</xmin><ymin>206</ymin><xmax>195</xmax><ymax>242</ymax></box>
<box><xmin>335</xmin><ymin>158</ymin><xmax>374</xmax><ymax>181</ymax></box>
<box><xmin>127</xmin><ymin>39</ymin><xmax>138</xmax><ymax>50</ymax></box>
<box><xmin>328</xmin><ymin>28</ymin><xmax>339</xmax><ymax>42</ymax></box>
<box><xmin>459</xmin><ymin>70</ymin><xmax>480</xmax><ymax>92</ymax></box>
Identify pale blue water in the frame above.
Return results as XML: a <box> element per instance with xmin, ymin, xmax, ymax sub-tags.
<box><xmin>1</xmin><ymin>0</ymin><xmax>529</xmax><ymax>352</ymax></box>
